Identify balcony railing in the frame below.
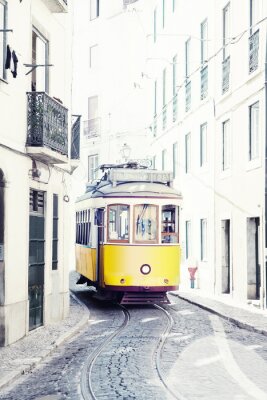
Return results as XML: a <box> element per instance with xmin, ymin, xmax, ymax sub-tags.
<box><xmin>200</xmin><ymin>65</ymin><xmax>208</xmax><ymax>100</ymax></box>
<box><xmin>162</xmin><ymin>104</ymin><xmax>167</xmax><ymax>130</ymax></box>
<box><xmin>84</xmin><ymin>118</ymin><xmax>101</xmax><ymax>139</ymax></box>
<box><xmin>185</xmin><ymin>81</ymin><xmax>191</xmax><ymax>112</ymax></box>
<box><xmin>222</xmin><ymin>56</ymin><xmax>230</xmax><ymax>94</ymax></box>
<box><xmin>173</xmin><ymin>93</ymin><xmax>178</xmax><ymax>122</ymax></box>
<box><xmin>26</xmin><ymin>92</ymin><xmax>68</xmax><ymax>157</ymax></box>
<box><xmin>71</xmin><ymin>115</ymin><xmax>81</xmax><ymax>160</ymax></box>
<box><xmin>153</xmin><ymin>114</ymin><xmax>157</xmax><ymax>137</ymax></box>
<box><xmin>249</xmin><ymin>29</ymin><xmax>259</xmax><ymax>74</ymax></box>
<box><xmin>41</xmin><ymin>0</ymin><xmax>68</xmax><ymax>13</ymax></box>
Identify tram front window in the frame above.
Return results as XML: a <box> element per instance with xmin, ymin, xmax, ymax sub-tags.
<box><xmin>108</xmin><ymin>204</ymin><xmax>129</xmax><ymax>242</ymax></box>
<box><xmin>161</xmin><ymin>205</ymin><xmax>179</xmax><ymax>243</ymax></box>
<box><xmin>134</xmin><ymin>204</ymin><xmax>158</xmax><ymax>243</ymax></box>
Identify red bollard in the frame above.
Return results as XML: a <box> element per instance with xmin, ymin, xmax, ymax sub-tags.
<box><xmin>188</xmin><ymin>267</ymin><xmax>197</xmax><ymax>289</ymax></box>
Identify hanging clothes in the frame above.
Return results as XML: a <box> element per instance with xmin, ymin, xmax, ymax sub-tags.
<box><xmin>11</xmin><ymin>50</ymin><xmax>18</xmax><ymax>78</ymax></box>
<box><xmin>5</xmin><ymin>45</ymin><xmax>11</xmax><ymax>69</ymax></box>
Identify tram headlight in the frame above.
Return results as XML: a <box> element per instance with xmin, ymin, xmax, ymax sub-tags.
<box><xmin>164</xmin><ymin>279</ymin><xmax>169</xmax><ymax>284</ymax></box>
<box><xmin>140</xmin><ymin>264</ymin><xmax>151</xmax><ymax>275</ymax></box>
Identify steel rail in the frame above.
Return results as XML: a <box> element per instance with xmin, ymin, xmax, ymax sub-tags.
<box><xmin>153</xmin><ymin>304</ymin><xmax>188</xmax><ymax>400</ymax></box>
<box><xmin>80</xmin><ymin>304</ymin><xmax>130</xmax><ymax>400</ymax></box>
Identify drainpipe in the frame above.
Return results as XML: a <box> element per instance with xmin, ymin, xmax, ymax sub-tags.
<box><xmin>265</xmin><ymin>26</ymin><xmax>267</xmax><ymax>308</ymax></box>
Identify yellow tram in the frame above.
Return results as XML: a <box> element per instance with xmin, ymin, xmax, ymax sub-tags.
<box><xmin>75</xmin><ymin>163</ymin><xmax>182</xmax><ymax>304</ymax></box>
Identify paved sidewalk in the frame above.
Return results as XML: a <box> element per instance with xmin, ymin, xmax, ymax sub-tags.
<box><xmin>170</xmin><ymin>290</ymin><xmax>267</xmax><ymax>336</ymax></box>
<box><xmin>0</xmin><ymin>291</ymin><xmax>90</xmax><ymax>391</ymax></box>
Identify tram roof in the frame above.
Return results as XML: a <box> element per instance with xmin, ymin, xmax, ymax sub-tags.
<box><xmin>76</xmin><ymin>180</ymin><xmax>182</xmax><ymax>202</ymax></box>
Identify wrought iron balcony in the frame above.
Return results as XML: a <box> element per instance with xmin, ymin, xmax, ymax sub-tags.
<box><xmin>84</xmin><ymin>118</ymin><xmax>101</xmax><ymax>139</ymax></box>
<box><xmin>200</xmin><ymin>65</ymin><xmax>208</xmax><ymax>100</ymax></box>
<box><xmin>173</xmin><ymin>93</ymin><xmax>178</xmax><ymax>122</ymax></box>
<box><xmin>162</xmin><ymin>104</ymin><xmax>167</xmax><ymax>130</ymax></box>
<box><xmin>71</xmin><ymin>115</ymin><xmax>81</xmax><ymax>160</ymax></box>
<box><xmin>153</xmin><ymin>114</ymin><xmax>157</xmax><ymax>137</ymax></box>
<box><xmin>26</xmin><ymin>92</ymin><xmax>68</xmax><ymax>164</ymax></box>
<box><xmin>185</xmin><ymin>81</ymin><xmax>191</xmax><ymax>112</ymax></box>
<box><xmin>41</xmin><ymin>0</ymin><xmax>68</xmax><ymax>13</ymax></box>
<box><xmin>222</xmin><ymin>56</ymin><xmax>230</xmax><ymax>94</ymax></box>
<box><xmin>249</xmin><ymin>29</ymin><xmax>259</xmax><ymax>74</ymax></box>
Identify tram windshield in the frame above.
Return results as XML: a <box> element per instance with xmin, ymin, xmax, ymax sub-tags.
<box><xmin>107</xmin><ymin>204</ymin><xmax>129</xmax><ymax>242</ymax></box>
<box><xmin>134</xmin><ymin>204</ymin><xmax>158</xmax><ymax>243</ymax></box>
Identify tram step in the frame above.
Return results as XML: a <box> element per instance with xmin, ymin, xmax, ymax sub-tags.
<box><xmin>120</xmin><ymin>292</ymin><xmax>170</xmax><ymax>305</ymax></box>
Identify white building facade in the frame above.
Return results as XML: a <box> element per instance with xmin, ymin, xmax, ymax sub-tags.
<box><xmin>73</xmin><ymin>0</ymin><xmax>267</xmax><ymax>310</ymax></box>
<box><xmin>0</xmin><ymin>0</ymin><xmax>79</xmax><ymax>346</ymax></box>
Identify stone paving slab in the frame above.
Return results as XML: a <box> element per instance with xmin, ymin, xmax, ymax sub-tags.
<box><xmin>170</xmin><ymin>290</ymin><xmax>267</xmax><ymax>336</ymax></box>
<box><xmin>0</xmin><ymin>292</ymin><xmax>90</xmax><ymax>391</ymax></box>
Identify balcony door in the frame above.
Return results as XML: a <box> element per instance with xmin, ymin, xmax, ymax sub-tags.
<box><xmin>32</xmin><ymin>28</ymin><xmax>49</xmax><ymax>92</ymax></box>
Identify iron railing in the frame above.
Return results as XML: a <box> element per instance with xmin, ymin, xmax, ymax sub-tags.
<box><xmin>200</xmin><ymin>65</ymin><xmax>208</xmax><ymax>100</ymax></box>
<box><xmin>26</xmin><ymin>92</ymin><xmax>68</xmax><ymax>156</ymax></box>
<box><xmin>84</xmin><ymin>118</ymin><xmax>101</xmax><ymax>139</ymax></box>
<box><xmin>153</xmin><ymin>114</ymin><xmax>157</xmax><ymax>137</ymax></box>
<box><xmin>71</xmin><ymin>115</ymin><xmax>81</xmax><ymax>160</ymax></box>
<box><xmin>162</xmin><ymin>104</ymin><xmax>167</xmax><ymax>130</ymax></box>
<box><xmin>249</xmin><ymin>29</ymin><xmax>259</xmax><ymax>74</ymax></box>
<box><xmin>222</xmin><ymin>56</ymin><xmax>230</xmax><ymax>94</ymax></box>
<box><xmin>173</xmin><ymin>93</ymin><xmax>177</xmax><ymax>122</ymax></box>
<box><xmin>185</xmin><ymin>81</ymin><xmax>191</xmax><ymax>112</ymax></box>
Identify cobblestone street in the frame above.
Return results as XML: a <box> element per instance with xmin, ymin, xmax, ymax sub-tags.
<box><xmin>0</xmin><ymin>282</ymin><xmax>267</xmax><ymax>400</ymax></box>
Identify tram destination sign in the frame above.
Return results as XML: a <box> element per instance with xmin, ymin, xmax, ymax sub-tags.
<box><xmin>109</xmin><ymin>169</ymin><xmax>173</xmax><ymax>185</ymax></box>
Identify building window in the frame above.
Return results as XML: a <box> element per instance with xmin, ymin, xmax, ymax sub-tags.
<box><xmin>173</xmin><ymin>142</ymin><xmax>178</xmax><ymax>178</ymax></box>
<box><xmin>249</xmin><ymin>0</ymin><xmax>259</xmax><ymax>73</ymax></box>
<box><xmin>185</xmin><ymin>133</ymin><xmax>191</xmax><ymax>173</ymax></box>
<box><xmin>32</xmin><ymin>28</ymin><xmax>49</xmax><ymax>92</ymax></box>
<box><xmin>223</xmin><ymin>3</ymin><xmax>230</xmax><ymax>60</ymax></box>
<box><xmin>172</xmin><ymin>0</ymin><xmax>176</xmax><ymax>12</ymax></box>
<box><xmin>162</xmin><ymin>0</ymin><xmax>165</xmax><ymax>28</ymax></box>
<box><xmin>185</xmin><ymin>220</ymin><xmax>191</xmax><ymax>259</ymax></box>
<box><xmin>201</xmin><ymin>19</ymin><xmax>208</xmax><ymax>64</ymax></box>
<box><xmin>108</xmin><ymin>204</ymin><xmax>129</xmax><ymax>242</ymax></box>
<box><xmin>76</xmin><ymin>210</ymin><xmax>91</xmax><ymax>246</ymax></box>
<box><xmin>249</xmin><ymin>101</ymin><xmax>259</xmax><ymax>161</ymax></box>
<box><xmin>200</xmin><ymin>123</ymin><xmax>207</xmax><ymax>167</ymax></box>
<box><xmin>173</xmin><ymin>55</ymin><xmax>178</xmax><ymax>122</ymax></box>
<box><xmin>88</xmin><ymin>154</ymin><xmax>98</xmax><ymax>181</ymax></box>
<box><xmin>200</xmin><ymin>219</ymin><xmax>207</xmax><ymax>261</ymax></box>
<box><xmin>52</xmin><ymin>194</ymin><xmax>58</xmax><ymax>270</ymax></box>
<box><xmin>250</xmin><ymin>0</ymin><xmax>259</xmax><ymax>35</ymax></box>
<box><xmin>162</xmin><ymin>149</ymin><xmax>166</xmax><ymax>170</ymax></box>
<box><xmin>222</xmin><ymin>119</ymin><xmax>230</xmax><ymax>171</ymax></box>
<box><xmin>162</xmin><ymin>68</ymin><xmax>167</xmax><ymax>129</ymax></box>
<box><xmin>0</xmin><ymin>1</ymin><xmax>7</xmax><ymax>80</ymax></box>
<box><xmin>84</xmin><ymin>95</ymin><xmax>100</xmax><ymax>138</ymax></box>
<box><xmin>153</xmin><ymin>7</ymin><xmax>157</xmax><ymax>43</ymax></box>
<box><xmin>185</xmin><ymin>38</ymin><xmax>191</xmax><ymax>79</ymax></box>
<box><xmin>90</xmin><ymin>0</ymin><xmax>99</xmax><ymax>20</ymax></box>
<box><xmin>89</xmin><ymin>44</ymin><xmax>98</xmax><ymax>68</ymax></box>
<box><xmin>161</xmin><ymin>205</ymin><xmax>179</xmax><ymax>243</ymax></box>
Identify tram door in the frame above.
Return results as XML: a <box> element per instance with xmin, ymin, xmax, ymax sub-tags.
<box><xmin>95</xmin><ymin>208</ymin><xmax>104</xmax><ymax>282</ymax></box>
<box><xmin>28</xmin><ymin>189</ymin><xmax>45</xmax><ymax>330</ymax></box>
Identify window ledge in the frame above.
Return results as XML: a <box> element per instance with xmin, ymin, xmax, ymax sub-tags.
<box><xmin>246</xmin><ymin>158</ymin><xmax>262</xmax><ymax>172</ymax></box>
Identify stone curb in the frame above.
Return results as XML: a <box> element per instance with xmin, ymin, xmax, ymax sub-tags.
<box><xmin>171</xmin><ymin>292</ymin><xmax>267</xmax><ymax>337</ymax></box>
<box><xmin>0</xmin><ymin>292</ymin><xmax>90</xmax><ymax>391</ymax></box>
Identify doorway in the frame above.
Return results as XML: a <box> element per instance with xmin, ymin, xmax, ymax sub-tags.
<box><xmin>221</xmin><ymin>219</ymin><xmax>230</xmax><ymax>294</ymax></box>
<box><xmin>247</xmin><ymin>217</ymin><xmax>260</xmax><ymax>300</ymax></box>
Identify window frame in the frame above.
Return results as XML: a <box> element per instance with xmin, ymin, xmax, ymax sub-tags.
<box><xmin>161</xmin><ymin>205</ymin><xmax>179</xmax><ymax>244</ymax></box>
<box><xmin>222</xmin><ymin>3</ymin><xmax>230</xmax><ymax>60</ymax></box>
<box><xmin>173</xmin><ymin>142</ymin><xmax>178</xmax><ymax>178</ymax></box>
<box><xmin>89</xmin><ymin>44</ymin><xmax>98</xmax><ymax>68</ymax></box>
<box><xmin>249</xmin><ymin>101</ymin><xmax>259</xmax><ymax>161</ymax></box>
<box><xmin>32</xmin><ymin>27</ymin><xmax>49</xmax><ymax>93</ymax></box>
<box><xmin>185</xmin><ymin>132</ymin><xmax>191</xmax><ymax>173</ymax></box>
<box><xmin>200</xmin><ymin>18</ymin><xmax>208</xmax><ymax>65</ymax></box>
<box><xmin>222</xmin><ymin>119</ymin><xmax>230</xmax><ymax>171</ymax></box>
<box><xmin>185</xmin><ymin>220</ymin><xmax>191</xmax><ymax>259</ymax></box>
<box><xmin>133</xmin><ymin>204</ymin><xmax>159</xmax><ymax>244</ymax></box>
<box><xmin>107</xmin><ymin>203</ymin><xmax>130</xmax><ymax>243</ymax></box>
<box><xmin>88</xmin><ymin>154</ymin><xmax>98</xmax><ymax>182</ymax></box>
<box><xmin>200</xmin><ymin>218</ymin><xmax>207</xmax><ymax>261</ymax></box>
<box><xmin>200</xmin><ymin>122</ymin><xmax>207</xmax><ymax>167</ymax></box>
<box><xmin>90</xmin><ymin>0</ymin><xmax>100</xmax><ymax>20</ymax></box>
<box><xmin>0</xmin><ymin>0</ymin><xmax>7</xmax><ymax>81</ymax></box>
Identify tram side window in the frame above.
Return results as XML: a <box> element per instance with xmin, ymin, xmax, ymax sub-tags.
<box><xmin>134</xmin><ymin>204</ymin><xmax>158</xmax><ymax>243</ymax></box>
<box><xmin>108</xmin><ymin>204</ymin><xmax>129</xmax><ymax>242</ymax></box>
<box><xmin>76</xmin><ymin>210</ymin><xmax>91</xmax><ymax>245</ymax></box>
<box><xmin>161</xmin><ymin>205</ymin><xmax>179</xmax><ymax>243</ymax></box>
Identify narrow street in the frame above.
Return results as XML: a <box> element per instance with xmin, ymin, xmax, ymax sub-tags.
<box><xmin>0</xmin><ymin>284</ymin><xmax>267</xmax><ymax>400</ymax></box>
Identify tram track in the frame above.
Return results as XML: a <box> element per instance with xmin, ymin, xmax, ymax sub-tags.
<box><xmin>153</xmin><ymin>304</ymin><xmax>187</xmax><ymax>400</ymax></box>
<box><xmin>80</xmin><ymin>304</ymin><xmax>130</xmax><ymax>400</ymax></box>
